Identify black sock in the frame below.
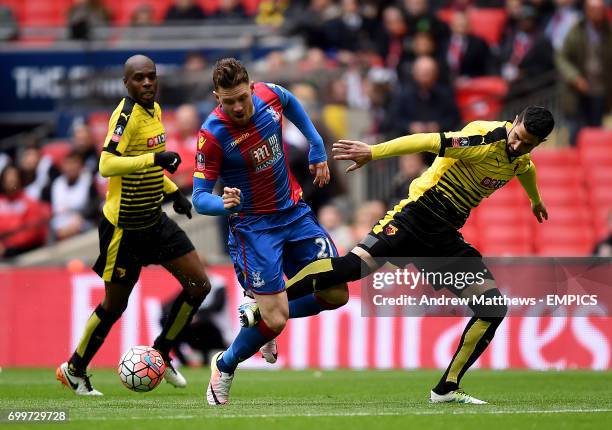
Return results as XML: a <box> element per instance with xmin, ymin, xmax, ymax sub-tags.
<box><xmin>433</xmin><ymin>288</ymin><xmax>507</xmax><ymax>394</ymax></box>
<box><xmin>69</xmin><ymin>305</ymin><xmax>121</xmax><ymax>373</ymax></box>
<box><xmin>153</xmin><ymin>290</ymin><xmax>203</xmax><ymax>358</ymax></box>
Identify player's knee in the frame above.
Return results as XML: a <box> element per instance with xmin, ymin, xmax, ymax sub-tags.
<box><xmin>261</xmin><ymin>309</ymin><xmax>288</xmax><ymax>334</ymax></box>
<box><xmin>183</xmin><ymin>277</ymin><xmax>211</xmax><ymax>302</ymax></box>
<box><xmin>317</xmin><ymin>283</ymin><xmax>349</xmax><ymax>308</ymax></box>
<box><xmin>470</xmin><ymin>288</ymin><xmax>507</xmax><ymax>325</ymax></box>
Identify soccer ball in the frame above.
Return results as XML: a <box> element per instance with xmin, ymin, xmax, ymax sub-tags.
<box><xmin>118</xmin><ymin>346</ymin><xmax>166</xmax><ymax>392</ymax></box>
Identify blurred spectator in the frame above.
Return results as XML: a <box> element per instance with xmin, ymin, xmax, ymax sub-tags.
<box><xmin>377</xmin><ymin>6</ymin><xmax>411</xmax><ymax>73</ymax></box>
<box><xmin>502</xmin><ymin>0</ymin><xmax>525</xmax><ymax>42</ymax></box>
<box><xmin>256</xmin><ymin>0</ymin><xmax>289</xmax><ymax>27</ymax></box>
<box><xmin>0</xmin><ymin>5</ymin><xmax>18</xmax><ymax>41</ymax></box>
<box><xmin>0</xmin><ymin>165</ymin><xmax>50</xmax><ymax>258</ymax></box>
<box><xmin>124</xmin><ymin>3</ymin><xmax>156</xmax><ymax>40</ymax></box>
<box><xmin>544</xmin><ymin>0</ymin><xmax>581</xmax><ymax>51</ymax></box>
<box><xmin>499</xmin><ymin>4</ymin><xmax>555</xmax><ymax>100</ymax></box>
<box><xmin>389</xmin><ymin>56</ymin><xmax>461</xmax><ymax>135</ymax></box>
<box><xmin>410</xmin><ymin>30</ymin><xmax>451</xmax><ymax>83</ymax></box>
<box><xmin>351</xmin><ymin>200</ymin><xmax>386</xmax><ymax>244</ymax></box>
<box><xmin>164</xmin><ymin>0</ymin><xmax>206</xmax><ymax>24</ymax></box>
<box><xmin>49</xmin><ymin>151</ymin><xmax>99</xmax><ymax>240</ymax></box>
<box><xmin>529</xmin><ymin>0</ymin><xmax>556</xmax><ymax>26</ymax></box>
<box><xmin>447</xmin><ymin>10</ymin><xmax>495</xmax><ymax>78</ymax></box>
<box><xmin>284</xmin><ymin>0</ymin><xmax>341</xmax><ymax>49</ymax></box>
<box><xmin>388</xmin><ymin>154</ymin><xmax>428</xmax><ymax>204</ymax></box>
<box><xmin>67</xmin><ymin>0</ymin><xmax>111</xmax><ymax>40</ymax></box>
<box><xmin>318</xmin><ymin>204</ymin><xmax>353</xmax><ymax>254</ymax></box>
<box><xmin>593</xmin><ymin>210</ymin><xmax>612</xmax><ymax>256</ymax></box>
<box><xmin>401</xmin><ymin>0</ymin><xmax>450</xmax><ymax>47</ymax></box>
<box><xmin>284</xmin><ymin>82</ymin><xmax>346</xmax><ymax>214</ymax></box>
<box><xmin>159</xmin><ymin>52</ymin><xmax>214</xmax><ymax>112</ymax></box>
<box><xmin>71</xmin><ymin>122</ymin><xmax>99</xmax><ymax>174</ymax></box>
<box><xmin>18</xmin><ymin>144</ymin><xmax>59</xmax><ymax>203</ymax></box>
<box><xmin>363</xmin><ymin>67</ymin><xmax>399</xmax><ymax>141</ymax></box>
<box><xmin>208</xmin><ymin>0</ymin><xmax>249</xmax><ymax>21</ymax></box>
<box><xmin>165</xmin><ymin>104</ymin><xmax>200</xmax><ymax>192</ymax></box>
<box><xmin>160</xmin><ymin>260</ymin><xmax>229</xmax><ymax>365</ymax></box>
<box><xmin>556</xmin><ymin>0</ymin><xmax>612</xmax><ymax>145</ymax></box>
<box><xmin>323</xmin><ymin>0</ymin><xmax>379</xmax><ymax>52</ymax></box>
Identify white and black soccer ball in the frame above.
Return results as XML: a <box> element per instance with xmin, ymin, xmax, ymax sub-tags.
<box><xmin>118</xmin><ymin>346</ymin><xmax>166</xmax><ymax>392</ymax></box>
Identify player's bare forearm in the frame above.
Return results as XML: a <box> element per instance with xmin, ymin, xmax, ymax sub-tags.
<box><xmin>332</xmin><ymin>140</ymin><xmax>373</xmax><ymax>173</ymax></box>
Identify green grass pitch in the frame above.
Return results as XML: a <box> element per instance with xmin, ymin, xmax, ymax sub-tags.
<box><xmin>0</xmin><ymin>368</ymin><xmax>610</xmax><ymax>429</ymax></box>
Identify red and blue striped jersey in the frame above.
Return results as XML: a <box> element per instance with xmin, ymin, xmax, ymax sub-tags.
<box><xmin>193</xmin><ymin>82</ymin><xmax>326</xmax><ymax>215</ymax></box>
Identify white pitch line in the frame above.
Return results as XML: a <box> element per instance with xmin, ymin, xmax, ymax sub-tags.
<box><xmin>73</xmin><ymin>408</ymin><xmax>612</xmax><ymax>420</ymax></box>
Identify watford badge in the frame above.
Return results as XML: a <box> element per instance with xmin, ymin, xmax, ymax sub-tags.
<box><xmin>384</xmin><ymin>224</ymin><xmax>398</xmax><ymax>236</ymax></box>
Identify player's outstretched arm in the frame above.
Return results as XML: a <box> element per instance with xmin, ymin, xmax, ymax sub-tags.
<box><xmin>332</xmin><ymin>140</ymin><xmax>373</xmax><ymax>172</ymax></box>
<box><xmin>517</xmin><ymin>163</ymin><xmax>548</xmax><ymax>223</ymax></box>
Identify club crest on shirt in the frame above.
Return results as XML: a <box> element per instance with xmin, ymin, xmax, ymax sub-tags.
<box><xmin>252</xmin><ymin>271</ymin><xmax>265</xmax><ymax>289</ymax></box>
<box><xmin>266</xmin><ymin>106</ymin><xmax>280</xmax><ymax>123</ymax></box>
<box><xmin>384</xmin><ymin>224</ymin><xmax>398</xmax><ymax>236</ymax></box>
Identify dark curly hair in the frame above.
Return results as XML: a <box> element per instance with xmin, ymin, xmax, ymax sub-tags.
<box><xmin>516</xmin><ymin>106</ymin><xmax>555</xmax><ymax>141</ymax></box>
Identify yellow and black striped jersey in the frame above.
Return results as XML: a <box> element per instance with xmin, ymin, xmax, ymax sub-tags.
<box><xmin>101</xmin><ymin>98</ymin><xmax>170</xmax><ymax>230</ymax></box>
<box><xmin>373</xmin><ymin>121</ymin><xmax>534</xmax><ymax>230</ymax></box>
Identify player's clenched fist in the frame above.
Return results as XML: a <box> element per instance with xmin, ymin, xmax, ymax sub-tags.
<box><xmin>154</xmin><ymin>151</ymin><xmax>181</xmax><ymax>173</ymax></box>
<box><xmin>222</xmin><ymin>187</ymin><xmax>242</xmax><ymax>210</ymax></box>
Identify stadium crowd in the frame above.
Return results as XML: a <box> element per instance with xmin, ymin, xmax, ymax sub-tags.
<box><xmin>0</xmin><ymin>0</ymin><xmax>611</xmax><ymax>259</ymax></box>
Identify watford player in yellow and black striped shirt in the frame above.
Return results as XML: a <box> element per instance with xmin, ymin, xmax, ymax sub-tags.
<box><xmin>283</xmin><ymin>106</ymin><xmax>555</xmax><ymax>405</ymax></box>
<box><xmin>56</xmin><ymin>55</ymin><xmax>211</xmax><ymax>396</ymax></box>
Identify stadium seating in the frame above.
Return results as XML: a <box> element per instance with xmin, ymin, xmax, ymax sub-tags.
<box><xmin>455</xmin><ymin>76</ymin><xmax>508</xmax><ymax>123</ymax></box>
<box><xmin>530</xmin><ymin>148</ymin><xmax>577</xmax><ymax>167</ymax></box>
<box><xmin>577</xmin><ymin>128</ymin><xmax>612</xmax><ymax>165</ymax></box>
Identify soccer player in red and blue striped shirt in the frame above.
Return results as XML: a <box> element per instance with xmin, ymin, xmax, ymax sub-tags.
<box><xmin>192</xmin><ymin>58</ymin><xmax>348</xmax><ymax>405</ymax></box>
